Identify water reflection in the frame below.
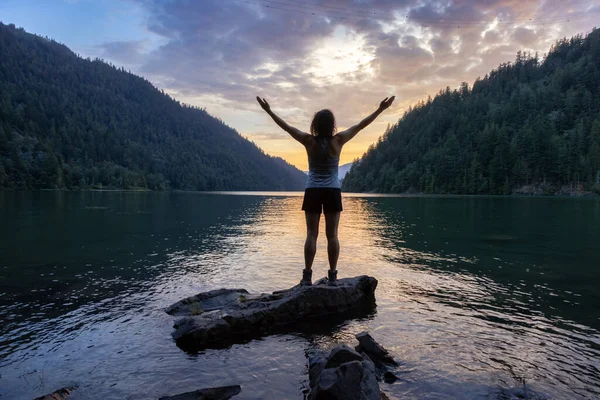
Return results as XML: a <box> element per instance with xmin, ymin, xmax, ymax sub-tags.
<box><xmin>0</xmin><ymin>192</ymin><xmax>599</xmax><ymax>399</ymax></box>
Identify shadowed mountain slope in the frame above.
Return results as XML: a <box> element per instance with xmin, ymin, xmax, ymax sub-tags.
<box><xmin>0</xmin><ymin>22</ymin><xmax>306</xmax><ymax>191</ymax></box>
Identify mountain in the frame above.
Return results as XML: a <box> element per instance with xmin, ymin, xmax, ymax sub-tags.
<box><xmin>343</xmin><ymin>29</ymin><xmax>600</xmax><ymax>195</ymax></box>
<box><xmin>338</xmin><ymin>162</ymin><xmax>354</xmax><ymax>181</ymax></box>
<box><xmin>0</xmin><ymin>22</ymin><xmax>306</xmax><ymax>191</ymax></box>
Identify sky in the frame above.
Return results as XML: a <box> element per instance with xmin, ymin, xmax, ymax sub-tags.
<box><xmin>1</xmin><ymin>0</ymin><xmax>599</xmax><ymax>170</ymax></box>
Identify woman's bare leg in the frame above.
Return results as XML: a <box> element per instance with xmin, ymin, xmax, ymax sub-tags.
<box><xmin>304</xmin><ymin>212</ymin><xmax>321</xmax><ymax>270</ymax></box>
<box><xmin>325</xmin><ymin>212</ymin><xmax>340</xmax><ymax>271</ymax></box>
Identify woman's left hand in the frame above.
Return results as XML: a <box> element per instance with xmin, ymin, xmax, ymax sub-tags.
<box><xmin>378</xmin><ymin>96</ymin><xmax>395</xmax><ymax>111</ymax></box>
<box><xmin>256</xmin><ymin>96</ymin><xmax>271</xmax><ymax>112</ymax></box>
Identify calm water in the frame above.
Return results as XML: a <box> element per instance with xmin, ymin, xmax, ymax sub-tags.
<box><xmin>1</xmin><ymin>191</ymin><xmax>599</xmax><ymax>399</ymax></box>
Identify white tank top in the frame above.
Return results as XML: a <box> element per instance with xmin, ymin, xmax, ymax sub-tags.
<box><xmin>306</xmin><ymin>136</ymin><xmax>340</xmax><ymax>189</ymax></box>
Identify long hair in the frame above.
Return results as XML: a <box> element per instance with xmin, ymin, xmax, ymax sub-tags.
<box><xmin>310</xmin><ymin>109</ymin><xmax>336</xmax><ymax>137</ymax></box>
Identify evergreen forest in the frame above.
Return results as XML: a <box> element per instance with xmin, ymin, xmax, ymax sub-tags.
<box><xmin>0</xmin><ymin>22</ymin><xmax>306</xmax><ymax>191</ymax></box>
<box><xmin>343</xmin><ymin>28</ymin><xmax>600</xmax><ymax>195</ymax></box>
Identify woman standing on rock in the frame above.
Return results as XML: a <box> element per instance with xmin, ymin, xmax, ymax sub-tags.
<box><xmin>256</xmin><ymin>96</ymin><xmax>395</xmax><ymax>285</ymax></box>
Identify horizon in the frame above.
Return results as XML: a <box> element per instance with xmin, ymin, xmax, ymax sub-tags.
<box><xmin>0</xmin><ymin>0</ymin><xmax>598</xmax><ymax>170</ymax></box>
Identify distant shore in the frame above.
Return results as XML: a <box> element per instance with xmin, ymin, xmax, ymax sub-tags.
<box><xmin>0</xmin><ymin>188</ymin><xmax>598</xmax><ymax>197</ymax></box>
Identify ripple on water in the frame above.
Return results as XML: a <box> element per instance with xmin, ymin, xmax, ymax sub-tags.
<box><xmin>1</xmin><ymin>192</ymin><xmax>599</xmax><ymax>399</ymax></box>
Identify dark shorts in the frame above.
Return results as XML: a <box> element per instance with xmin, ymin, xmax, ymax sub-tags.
<box><xmin>302</xmin><ymin>188</ymin><xmax>343</xmax><ymax>213</ymax></box>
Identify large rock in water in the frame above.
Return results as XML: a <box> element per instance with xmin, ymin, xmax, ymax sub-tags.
<box><xmin>167</xmin><ymin>275</ymin><xmax>378</xmax><ymax>351</ymax></box>
<box><xmin>308</xmin><ymin>345</ymin><xmax>381</xmax><ymax>400</ymax></box>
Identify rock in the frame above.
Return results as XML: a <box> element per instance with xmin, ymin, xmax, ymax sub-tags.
<box><xmin>355</xmin><ymin>332</ymin><xmax>398</xmax><ymax>366</ymax></box>
<box><xmin>308</xmin><ymin>350</ymin><xmax>328</xmax><ymax>387</ymax></box>
<box><xmin>308</xmin><ymin>345</ymin><xmax>381</xmax><ymax>400</ymax></box>
<box><xmin>354</xmin><ymin>332</ymin><xmax>401</xmax><ymax>386</ymax></box>
<box><xmin>307</xmin><ymin>333</ymin><xmax>400</xmax><ymax>399</ymax></box>
<box><xmin>158</xmin><ymin>385</ymin><xmax>241</xmax><ymax>400</ymax></box>
<box><xmin>168</xmin><ymin>276</ymin><xmax>377</xmax><ymax>352</ymax></box>
<box><xmin>34</xmin><ymin>386</ymin><xmax>76</xmax><ymax>400</ymax></box>
<box><xmin>166</xmin><ymin>289</ymin><xmax>249</xmax><ymax>316</ymax></box>
<box><xmin>325</xmin><ymin>345</ymin><xmax>364</xmax><ymax>369</ymax></box>
<box><xmin>382</xmin><ymin>371</ymin><xmax>398</xmax><ymax>383</ymax></box>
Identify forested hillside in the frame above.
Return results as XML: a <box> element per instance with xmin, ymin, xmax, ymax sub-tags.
<box><xmin>343</xmin><ymin>29</ymin><xmax>600</xmax><ymax>195</ymax></box>
<box><xmin>0</xmin><ymin>23</ymin><xmax>306</xmax><ymax>191</ymax></box>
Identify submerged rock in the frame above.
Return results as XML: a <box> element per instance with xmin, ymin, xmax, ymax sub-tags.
<box><xmin>167</xmin><ymin>276</ymin><xmax>377</xmax><ymax>352</ymax></box>
<box><xmin>355</xmin><ymin>331</ymin><xmax>398</xmax><ymax>366</ymax></box>
<box><xmin>158</xmin><ymin>385</ymin><xmax>241</xmax><ymax>400</ymax></box>
<box><xmin>34</xmin><ymin>386</ymin><xmax>77</xmax><ymax>400</ymax></box>
<box><xmin>382</xmin><ymin>371</ymin><xmax>398</xmax><ymax>384</ymax></box>
<box><xmin>308</xmin><ymin>345</ymin><xmax>380</xmax><ymax>400</ymax></box>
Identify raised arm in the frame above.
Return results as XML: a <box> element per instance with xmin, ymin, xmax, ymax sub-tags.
<box><xmin>336</xmin><ymin>96</ymin><xmax>395</xmax><ymax>146</ymax></box>
<box><xmin>256</xmin><ymin>96</ymin><xmax>312</xmax><ymax>145</ymax></box>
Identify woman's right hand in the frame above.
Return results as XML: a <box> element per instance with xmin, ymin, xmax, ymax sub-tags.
<box><xmin>379</xmin><ymin>96</ymin><xmax>395</xmax><ymax>111</ymax></box>
<box><xmin>256</xmin><ymin>96</ymin><xmax>271</xmax><ymax>112</ymax></box>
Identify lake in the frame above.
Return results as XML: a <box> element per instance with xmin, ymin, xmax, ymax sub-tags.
<box><xmin>1</xmin><ymin>191</ymin><xmax>599</xmax><ymax>399</ymax></box>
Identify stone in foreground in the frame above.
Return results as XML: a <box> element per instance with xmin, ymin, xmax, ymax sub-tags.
<box><xmin>167</xmin><ymin>276</ymin><xmax>377</xmax><ymax>351</ymax></box>
<box><xmin>158</xmin><ymin>385</ymin><xmax>241</xmax><ymax>400</ymax></box>
<box><xmin>308</xmin><ymin>345</ymin><xmax>381</xmax><ymax>400</ymax></box>
<box><xmin>306</xmin><ymin>332</ymin><xmax>399</xmax><ymax>399</ymax></box>
<box><xmin>34</xmin><ymin>386</ymin><xmax>77</xmax><ymax>400</ymax></box>
<box><xmin>355</xmin><ymin>332</ymin><xmax>400</xmax><ymax>384</ymax></box>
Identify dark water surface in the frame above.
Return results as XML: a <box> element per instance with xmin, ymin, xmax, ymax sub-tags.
<box><xmin>1</xmin><ymin>191</ymin><xmax>599</xmax><ymax>399</ymax></box>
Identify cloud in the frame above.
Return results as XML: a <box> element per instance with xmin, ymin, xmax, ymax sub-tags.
<box><xmin>99</xmin><ymin>0</ymin><xmax>600</xmax><ymax>169</ymax></box>
<box><xmin>138</xmin><ymin>0</ymin><xmax>334</xmax><ymax>93</ymax></box>
<box><xmin>513</xmin><ymin>27</ymin><xmax>538</xmax><ymax>47</ymax></box>
<box><xmin>98</xmin><ymin>40</ymin><xmax>147</xmax><ymax>65</ymax></box>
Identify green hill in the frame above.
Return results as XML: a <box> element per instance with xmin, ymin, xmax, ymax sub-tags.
<box><xmin>0</xmin><ymin>22</ymin><xmax>306</xmax><ymax>191</ymax></box>
<box><xmin>343</xmin><ymin>29</ymin><xmax>600</xmax><ymax>195</ymax></box>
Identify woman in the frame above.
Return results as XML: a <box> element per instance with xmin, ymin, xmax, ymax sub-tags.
<box><xmin>256</xmin><ymin>95</ymin><xmax>395</xmax><ymax>286</ymax></box>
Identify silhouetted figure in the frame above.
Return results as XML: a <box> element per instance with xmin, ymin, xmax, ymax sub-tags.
<box><xmin>257</xmin><ymin>96</ymin><xmax>395</xmax><ymax>285</ymax></box>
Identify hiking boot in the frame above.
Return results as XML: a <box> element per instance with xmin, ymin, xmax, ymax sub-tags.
<box><xmin>328</xmin><ymin>269</ymin><xmax>338</xmax><ymax>286</ymax></box>
<box><xmin>300</xmin><ymin>269</ymin><xmax>312</xmax><ymax>286</ymax></box>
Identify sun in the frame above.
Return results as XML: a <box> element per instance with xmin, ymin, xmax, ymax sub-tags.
<box><xmin>305</xmin><ymin>26</ymin><xmax>375</xmax><ymax>84</ymax></box>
